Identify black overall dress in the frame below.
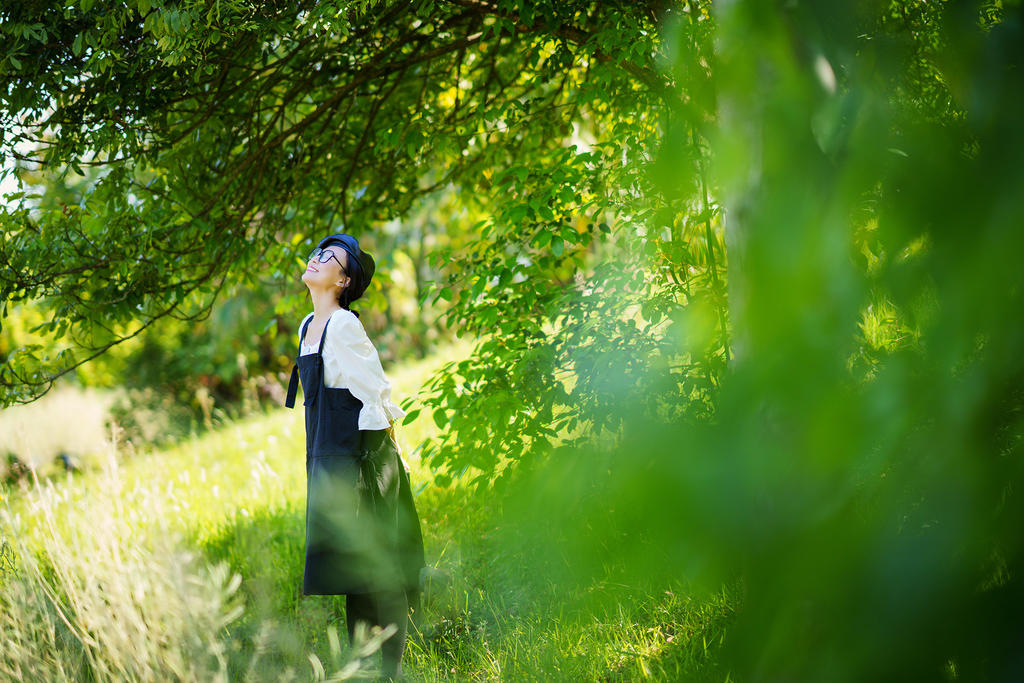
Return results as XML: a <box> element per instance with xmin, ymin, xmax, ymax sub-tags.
<box><xmin>285</xmin><ymin>315</ymin><xmax>425</xmax><ymax>599</ymax></box>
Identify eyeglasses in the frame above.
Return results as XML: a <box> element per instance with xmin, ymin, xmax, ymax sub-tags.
<box><xmin>307</xmin><ymin>247</ymin><xmax>348</xmax><ymax>275</ymax></box>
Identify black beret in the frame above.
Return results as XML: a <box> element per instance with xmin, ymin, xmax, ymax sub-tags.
<box><xmin>317</xmin><ymin>233</ymin><xmax>376</xmax><ymax>302</ymax></box>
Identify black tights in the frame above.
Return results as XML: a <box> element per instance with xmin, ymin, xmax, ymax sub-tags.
<box><xmin>345</xmin><ymin>590</ymin><xmax>408</xmax><ymax>679</ymax></box>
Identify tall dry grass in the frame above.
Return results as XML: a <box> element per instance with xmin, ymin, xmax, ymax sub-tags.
<box><xmin>0</xmin><ymin>448</ymin><xmax>389</xmax><ymax>682</ymax></box>
<box><xmin>0</xmin><ymin>451</ymin><xmax>244</xmax><ymax>681</ymax></box>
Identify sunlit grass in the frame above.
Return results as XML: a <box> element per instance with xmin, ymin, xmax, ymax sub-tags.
<box><xmin>1</xmin><ymin>338</ymin><xmax>735</xmax><ymax>680</ymax></box>
<box><xmin>0</xmin><ymin>451</ymin><xmax>246</xmax><ymax>681</ymax></box>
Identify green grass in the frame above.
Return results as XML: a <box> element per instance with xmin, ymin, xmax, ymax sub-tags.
<box><xmin>0</xmin><ymin>341</ymin><xmax>737</xmax><ymax>681</ymax></box>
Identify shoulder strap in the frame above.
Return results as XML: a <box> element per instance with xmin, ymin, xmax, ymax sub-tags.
<box><xmin>285</xmin><ymin>365</ymin><xmax>300</xmax><ymax>409</ymax></box>
<box><xmin>318</xmin><ymin>315</ymin><xmax>331</xmax><ymax>354</ymax></box>
<box><xmin>284</xmin><ymin>315</ymin><xmax>315</xmax><ymax>409</ymax></box>
<box><xmin>300</xmin><ymin>314</ymin><xmax>314</xmax><ymax>344</ymax></box>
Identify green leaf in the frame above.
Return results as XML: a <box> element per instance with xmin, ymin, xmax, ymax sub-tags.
<box><xmin>507</xmin><ymin>205</ymin><xmax>529</xmax><ymax>223</ymax></box>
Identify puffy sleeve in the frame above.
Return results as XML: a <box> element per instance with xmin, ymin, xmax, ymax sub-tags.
<box><xmin>322</xmin><ymin>308</ymin><xmax>407</xmax><ymax>430</ymax></box>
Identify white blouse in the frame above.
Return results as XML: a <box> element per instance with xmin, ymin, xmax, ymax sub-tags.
<box><xmin>298</xmin><ymin>308</ymin><xmax>407</xmax><ymax>430</ymax></box>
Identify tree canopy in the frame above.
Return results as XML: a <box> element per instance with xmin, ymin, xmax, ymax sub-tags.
<box><xmin>2</xmin><ymin>0</ymin><xmax>716</xmax><ymax>472</ymax></box>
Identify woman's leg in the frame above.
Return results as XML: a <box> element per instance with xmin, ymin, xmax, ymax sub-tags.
<box><xmin>345</xmin><ymin>589</ymin><xmax>409</xmax><ymax>679</ymax></box>
<box><xmin>375</xmin><ymin>589</ymin><xmax>409</xmax><ymax>680</ymax></box>
<box><xmin>345</xmin><ymin>591</ymin><xmax>376</xmax><ymax>644</ymax></box>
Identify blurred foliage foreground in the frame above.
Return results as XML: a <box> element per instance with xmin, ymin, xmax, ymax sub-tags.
<box><xmin>504</xmin><ymin>4</ymin><xmax>1024</xmax><ymax>683</ymax></box>
<box><xmin>2</xmin><ymin>0</ymin><xmax>1024</xmax><ymax>680</ymax></box>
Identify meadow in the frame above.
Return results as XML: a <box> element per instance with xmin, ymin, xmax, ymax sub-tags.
<box><xmin>0</xmin><ymin>344</ymin><xmax>736</xmax><ymax>682</ymax></box>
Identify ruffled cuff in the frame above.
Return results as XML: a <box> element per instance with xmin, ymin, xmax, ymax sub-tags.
<box><xmin>358</xmin><ymin>400</ymin><xmax>408</xmax><ymax>430</ymax></box>
<box><xmin>384</xmin><ymin>398</ymin><xmax>407</xmax><ymax>422</ymax></box>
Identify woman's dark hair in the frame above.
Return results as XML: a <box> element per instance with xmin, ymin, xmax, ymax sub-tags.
<box><xmin>337</xmin><ymin>268</ymin><xmax>360</xmax><ymax>318</ymax></box>
<box><xmin>317</xmin><ymin>233</ymin><xmax>375</xmax><ymax>318</ymax></box>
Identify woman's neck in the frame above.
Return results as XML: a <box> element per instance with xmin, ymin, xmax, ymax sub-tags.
<box><xmin>308</xmin><ymin>288</ymin><xmax>342</xmax><ymax>319</ymax></box>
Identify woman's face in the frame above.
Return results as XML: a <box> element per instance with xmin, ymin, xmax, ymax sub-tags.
<box><xmin>302</xmin><ymin>245</ymin><xmax>350</xmax><ymax>293</ymax></box>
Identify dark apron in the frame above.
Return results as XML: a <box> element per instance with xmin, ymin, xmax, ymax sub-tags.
<box><xmin>285</xmin><ymin>315</ymin><xmax>425</xmax><ymax>599</ymax></box>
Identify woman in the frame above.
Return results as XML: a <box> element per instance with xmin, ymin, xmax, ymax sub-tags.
<box><xmin>284</xmin><ymin>233</ymin><xmax>425</xmax><ymax>680</ymax></box>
